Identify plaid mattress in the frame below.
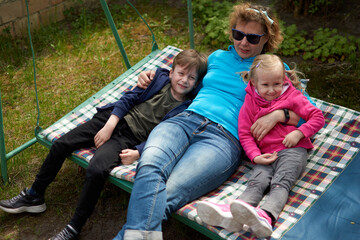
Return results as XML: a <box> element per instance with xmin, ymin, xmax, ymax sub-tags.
<box><xmin>40</xmin><ymin>45</ymin><xmax>360</xmax><ymax>239</ymax></box>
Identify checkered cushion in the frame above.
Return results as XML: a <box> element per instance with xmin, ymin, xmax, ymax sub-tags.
<box><xmin>40</xmin><ymin>45</ymin><xmax>360</xmax><ymax>240</ymax></box>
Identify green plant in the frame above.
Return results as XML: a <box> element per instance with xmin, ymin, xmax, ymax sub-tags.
<box><xmin>308</xmin><ymin>0</ymin><xmax>332</xmax><ymax>14</ymax></box>
<box><xmin>278</xmin><ymin>23</ymin><xmax>307</xmax><ymax>56</ymax></box>
<box><xmin>279</xmin><ymin>24</ymin><xmax>360</xmax><ymax>63</ymax></box>
<box><xmin>192</xmin><ymin>0</ymin><xmax>235</xmax><ymax>48</ymax></box>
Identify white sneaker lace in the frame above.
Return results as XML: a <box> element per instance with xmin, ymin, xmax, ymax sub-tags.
<box><xmin>9</xmin><ymin>191</ymin><xmax>26</xmax><ymax>203</ymax></box>
<box><xmin>56</xmin><ymin>227</ymin><xmax>76</xmax><ymax>240</ymax></box>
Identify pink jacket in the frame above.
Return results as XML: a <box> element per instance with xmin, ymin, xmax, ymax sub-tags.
<box><xmin>238</xmin><ymin>78</ymin><xmax>325</xmax><ymax>163</ymax></box>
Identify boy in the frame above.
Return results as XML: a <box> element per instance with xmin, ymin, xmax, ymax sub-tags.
<box><xmin>0</xmin><ymin>49</ymin><xmax>207</xmax><ymax>240</ymax></box>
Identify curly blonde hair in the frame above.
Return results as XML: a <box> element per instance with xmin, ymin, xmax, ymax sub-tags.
<box><xmin>229</xmin><ymin>3</ymin><xmax>283</xmax><ymax>52</ymax></box>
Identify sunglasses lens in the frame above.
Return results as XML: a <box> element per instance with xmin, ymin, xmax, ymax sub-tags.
<box><xmin>247</xmin><ymin>35</ymin><xmax>261</xmax><ymax>44</ymax></box>
<box><xmin>232</xmin><ymin>29</ymin><xmax>244</xmax><ymax>41</ymax></box>
<box><xmin>232</xmin><ymin>29</ymin><xmax>262</xmax><ymax>45</ymax></box>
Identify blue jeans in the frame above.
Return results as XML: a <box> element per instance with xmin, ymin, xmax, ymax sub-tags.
<box><xmin>114</xmin><ymin>111</ymin><xmax>242</xmax><ymax>239</ymax></box>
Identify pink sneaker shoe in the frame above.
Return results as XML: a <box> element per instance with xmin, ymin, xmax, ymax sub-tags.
<box><xmin>230</xmin><ymin>200</ymin><xmax>273</xmax><ymax>238</ymax></box>
<box><xmin>197</xmin><ymin>201</ymin><xmax>243</xmax><ymax>232</ymax></box>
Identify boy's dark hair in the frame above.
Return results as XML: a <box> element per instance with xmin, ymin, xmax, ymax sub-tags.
<box><xmin>172</xmin><ymin>49</ymin><xmax>208</xmax><ymax>82</ymax></box>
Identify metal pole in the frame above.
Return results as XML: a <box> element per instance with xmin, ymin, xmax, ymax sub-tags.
<box><xmin>100</xmin><ymin>0</ymin><xmax>132</xmax><ymax>69</ymax></box>
<box><xmin>187</xmin><ymin>0</ymin><xmax>195</xmax><ymax>49</ymax></box>
<box><xmin>0</xmin><ymin>90</ymin><xmax>38</xmax><ymax>184</ymax></box>
<box><xmin>0</xmin><ymin>89</ymin><xmax>8</xmax><ymax>183</ymax></box>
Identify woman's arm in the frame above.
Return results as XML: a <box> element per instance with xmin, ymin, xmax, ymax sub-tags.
<box><xmin>251</xmin><ymin>109</ymin><xmax>300</xmax><ymax>141</ymax></box>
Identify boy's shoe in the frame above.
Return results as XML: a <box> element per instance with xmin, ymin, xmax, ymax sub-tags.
<box><xmin>0</xmin><ymin>188</ymin><xmax>46</xmax><ymax>214</ymax></box>
<box><xmin>197</xmin><ymin>201</ymin><xmax>243</xmax><ymax>232</ymax></box>
<box><xmin>230</xmin><ymin>200</ymin><xmax>273</xmax><ymax>238</ymax></box>
<box><xmin>49</xmin><ymin>225</ymin><xmax>79</xmax><ymax>240</ymax></box>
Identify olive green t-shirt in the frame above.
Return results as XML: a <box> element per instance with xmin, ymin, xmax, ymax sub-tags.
<box><xmin>124</xmin><ymin>84</ymin><xmax>182</xmax><ymax>142</ymax></box>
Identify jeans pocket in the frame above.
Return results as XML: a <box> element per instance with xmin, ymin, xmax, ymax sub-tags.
<box><xmin>217</xmin><ymin>124</ymin><xmax>242</xmax><ymax>153</ymax></box>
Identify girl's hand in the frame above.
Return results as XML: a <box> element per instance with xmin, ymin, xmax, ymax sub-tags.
<box><xmin>137</xmin><ymin>70</ymin><xmax>155</xmax><ymax>89</ymax></box>
<box><xmin>120</xmin><ymin>149</ymin><xmax>140</xmax><ymax>165</ymax></box>
<box><xmin>283</xmin><ymin>130</ymin><xmax>304</xmax><ymax>148</ymax></box>
<box><xmin>251</xmin><ymin>110</ymin><xmax>283</xmax><ymax>141</ymax></box>
<box><xmin>253</xmin><ymin>152</ymin><xmax>278</xmax><ymax>165</ymax></box>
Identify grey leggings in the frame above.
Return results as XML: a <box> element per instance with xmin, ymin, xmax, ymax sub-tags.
<box><xmin>239</xmin><ymin>147</ymin><xmax>308</xmax><ymax>220</ymax></box>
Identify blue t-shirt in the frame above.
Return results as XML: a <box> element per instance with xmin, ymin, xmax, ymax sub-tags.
<box><xmin>187</xmin><ymin>45</ymin><xmax>314</xmax><ymax>139</ymax></box>
<box><xmin>187</xmin><ymin>45</ymin><xmax>254</xmax><ymax>139</ymax></box>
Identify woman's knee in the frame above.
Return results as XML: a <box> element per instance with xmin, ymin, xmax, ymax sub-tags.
<box><xmin>137</xmin><ymin>146</ymin><xmax>176</xmax><ymax>174</ymax></box>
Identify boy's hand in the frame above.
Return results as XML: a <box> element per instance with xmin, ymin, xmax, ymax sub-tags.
<box><xmin>120</xmin><ymin>149</ymin><xmax>140</xmax><ymax>165</ymax></box>
<box><xmin>283</xmin><ymin>130</ymin><xmax>304</xmax><ymax>148</ymax></box>
<box><xmin>94</xmin><ymin>114</ymin><xmax>119</xmax><ymax>148</ymax></box>
<box><xmin>94</xmin><ymin>126</ymin><xmax>112</xmax><ymax>148</ymax></box>
<box><xmin>253</xmin><ymin>152</ymin><xmax>278</xmax><ymax>165</ymax></box>
<box><xmin>137</xmin><ymin>70</ymin><xmax>155</xmax><ymax>89</ymax></box>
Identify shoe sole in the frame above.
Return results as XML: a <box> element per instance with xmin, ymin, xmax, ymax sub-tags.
<box><xmin>230</xmin><ymin>201</ymin><xmax>272</xmax><ymax>238</ymax></box>
<box><xmin>197</xmin><ymin>201</ymin><xmax>243</xmax><ymax>232</ymax></box>
<box><xmin>0</xmin><ymin>203</ymin><xmax>46</xmax><ymax>214</ymax></box>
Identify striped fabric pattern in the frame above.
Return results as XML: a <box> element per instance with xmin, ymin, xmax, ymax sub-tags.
<box><xmin>40</xmin><ymin>46</ymin><xmax>360</xmax><ymax>240</ymax></box>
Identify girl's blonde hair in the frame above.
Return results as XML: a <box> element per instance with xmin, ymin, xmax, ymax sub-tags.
<box><xmin>229</xmin><ymin>3</ymin><xmax>283</xmax><ymax>52</ymax></box>
<box><xmin>241</xmin><ymin>54</ymin><xmax>304</xmax><ymax>90</ymax></box>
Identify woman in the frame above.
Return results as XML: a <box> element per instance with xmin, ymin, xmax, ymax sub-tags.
<box><xmin>114</xmin><ymin>3</ymin><xmax>308</xmax><ymax>239</ymax></box>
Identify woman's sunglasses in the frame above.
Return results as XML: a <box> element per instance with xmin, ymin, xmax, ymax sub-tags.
<box><xmin>232</xmin><ymin>29</ymin><xmax>264</xmax><ymax>45</ymax></box>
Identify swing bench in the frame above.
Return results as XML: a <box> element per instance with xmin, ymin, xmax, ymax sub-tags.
<box><xmin>1</xmin><ymin>0</ymin><xmax>360</xmax><ymax>239</ymax></box>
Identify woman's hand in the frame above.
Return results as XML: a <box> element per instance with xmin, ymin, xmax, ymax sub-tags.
<box><xmin>283</xmin><ymin>130</ymin><xmax>304</xmax><ymax>148</ymax></box>
<box><xmin>137</xmin><ymin>70</ymin><xmax>156</xmax><ymax>89</ymax></box>
<box><xmin>253</xmin><ymin>152</ymin><xmax>278</xmax><ymax>165</ymax></box>
<box><xmin>251</xmin><ymin>110</ymin><xmax>283</xmax><ymax>141</ymax></box>
<box><xmin>120</xmin><ymin>149</ymin><xmax>140</xmax><ymax>165</ymax></box>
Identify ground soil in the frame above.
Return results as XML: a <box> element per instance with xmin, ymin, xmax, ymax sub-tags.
<box><xmin>1</xmin><ymin>1</ymin><xmax>359</xmax><ymax>240</ymax></box>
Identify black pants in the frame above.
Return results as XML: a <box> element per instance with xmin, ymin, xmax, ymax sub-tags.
<box><xmin>31</xmin><ymin>110</ymin><xmax>140</xmax><ymax>231</ymax></box>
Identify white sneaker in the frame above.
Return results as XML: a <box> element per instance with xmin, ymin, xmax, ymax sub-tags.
<box><xmin>230</xmin><ymin>200</ymin><xmax>273</xmax><ymax>238</ymax></box>
<box><xmin>197</xmin><ymin>201</ymin><xmax>243</xmax><ymax>232</ymax></box>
